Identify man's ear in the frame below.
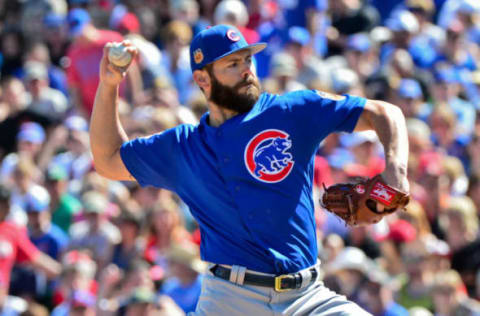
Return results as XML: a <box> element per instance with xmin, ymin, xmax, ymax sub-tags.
<box><xmin>193</xmin><ymin>70</ymin><xmax>210</xmax><ymax>90</ymax></box>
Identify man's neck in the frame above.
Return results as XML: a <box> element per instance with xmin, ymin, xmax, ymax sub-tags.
<box><xmin>207</xmin><ymin>103</ymin><xmax>238</xmax><ymax>127</ymax></box>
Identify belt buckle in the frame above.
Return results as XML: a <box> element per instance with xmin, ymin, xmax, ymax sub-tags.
<box><xmin>274</xmin><ymin>274</ymin><xmax>291</xmax><ymax>292</ymax></box>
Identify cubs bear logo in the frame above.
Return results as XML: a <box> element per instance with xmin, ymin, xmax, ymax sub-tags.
<box><xmin>244</xmin><ymin>129</ymin><xmax>294</xmax><ymax>183</ymax></box>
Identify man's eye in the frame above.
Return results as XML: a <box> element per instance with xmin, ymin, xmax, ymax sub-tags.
<box><xmin>229</xmin><ymin>62</ymin><xmax>237</xmax><ymax>68</ymax></box>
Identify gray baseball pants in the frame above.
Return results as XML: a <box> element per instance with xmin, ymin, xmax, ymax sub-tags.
<box><xmin>188</xmin><ymin>263</ymin><xmax>372</xmax><ymax>316</ymax></box>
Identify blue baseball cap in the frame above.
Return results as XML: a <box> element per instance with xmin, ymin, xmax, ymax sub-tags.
<box><xmin>67</xmin><ymin>8</ymin><xmax>91</xmax><ymax>37</ymax></box>
<box><xmin>44</xmin><ymin>14</ymin><xmax>65</xmax><ymax>28</ymax></box>
<box><xmin>17</xmin><ymin>122</ymin><xmax>45</xmax><ymax>144</ymax></box>
<box><xmin>435</xmin><ymin>67</ymin><xmax>459</xmax><ymax>83</ymax></box>
<box><xmin>65</xmin><ymin>115</ymin><xmax>88</xmax><ymax>132</ymax></box>
<box><xmin>287</xmin><ymin>26</ymin><xmax>310</xmax><ymax>46</ymax></box>
<box><xmin>346</xmin><ymin>33</ymin><xmax>371</xmax><ymax>52</ymax></box>
<box><xmin>189</xmin><ymin>24</ymin><xmax>266</xmax><ymax>72</ymax></box>
<box><xmin>398</xmin><ymin>79</ymin><xmax>422</xmax><ymax>99</ymax></box>
<box><xmin>25</xmin><ymin>186</ymin><xmax>50</xmax><ymax>213</ymax></box>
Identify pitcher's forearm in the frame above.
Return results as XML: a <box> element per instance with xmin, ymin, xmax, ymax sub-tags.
<box><xmin>90</xmin><ymin>83</ymin><xmax>129</xmax><ymax>169</ymax></box>
<box><xmin>372</xmin><ymin>103</ymin><xmax>408</xmax><ymax>173</ymax></box>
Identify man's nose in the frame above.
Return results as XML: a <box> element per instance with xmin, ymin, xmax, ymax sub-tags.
<box><xmin>241</xmin><ymin>62</ymin><xmax>254</xmax><ymax>78</ymax></box>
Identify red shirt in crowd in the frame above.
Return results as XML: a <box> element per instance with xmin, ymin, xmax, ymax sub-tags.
<box><xmin>0</xmin><ymin>221</ymin><xmax>40</xmax><ymax>287</ymax></box>
<box><xmin>66</xmin><ymin>30</ymin><xmax>124</xmax><ymax>115</ymax></box>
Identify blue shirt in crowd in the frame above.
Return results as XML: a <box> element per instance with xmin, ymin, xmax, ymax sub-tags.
<box><xmin>120</xmin><ymin>91</ymin><xmax>365</xmax><ymax>274</ymax></box>
<box><xmin>29</xmin><ymin>224</ymin><xmax>69</xmax><ymax>260</ymax></box>
<box><xmin>160</xmin><ymin>275</ymin><xmax>203</xmax><ymax>313</ymax></box>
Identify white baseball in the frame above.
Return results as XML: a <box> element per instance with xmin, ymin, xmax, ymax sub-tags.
<box><xmin>108</xmin><ymin>43</ymin><xmax>132</xmax><ymax>67</ymax></box>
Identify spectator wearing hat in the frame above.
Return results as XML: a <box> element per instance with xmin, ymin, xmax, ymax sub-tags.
<box><xmin>9</xmin><ymin>185</ymin><xmax>68</xmax><ymax>304</ymax></box>
<box><xmin>161</xmin><ymin>241</ymin><xmax>205</xmax><ymax>313</ymax></box>
<box><xmin>50</xmin><ymin>115</ymin><xmax>92</xmax><ymax>186</ymax></box>
<box><xmin>395</xmin><ymin>78</ymin><xmax>431</xmax><ymax>120</ymax></box>
<box><xmin>25</xmin><ymin>185</ymin><xmax>69</xmax><ymax>261</ymax></box>
<box><xmin>330</xmin><ymin>67</ymin><xmax>364</xmax><ymax>97</ymax></box>
<box><xmin>23</xmin><ymin>61</ymin><xmax>69</xmax><ymax>121</ymax></box>
<box><xmin>65</xmin><ymin>8</ymin><xmax>140</xmax><ymax>117</ymax></box>
<box><xmin>263</xmin><ymin>52</ymin><xmax>306</xmax><ymax>94</ymax></box>
<box><xmin>432</xmin><ymin>269</ymin><xmax>480</xmax><ymax>316</ymax></box>
<box><xmin>345</xmin><ymin>33</ymin><xmax>378</xmax><ymax>81</ymax></box>
<box><xmin>283</xmin><ymin>26</ymin><xmax>326</xmax><ymax>89</ymax></box>
<box><xmin>0</xmin><ymin>122</ymin><xmax>46</xmax><ymax>183</ymax></box>
<box><xmin>0</xmin><ymin>183</ymin><xmax>61</xmax><ymax>311</ymax></box>
<box><xmin>24</xmin><ymin>41</ymin><xmax>68</xmax><ymax>97</ymax></box>
<box><xmin>380</xmin><ymin>10</ymin><xmax>420</xmax><ymax>66</ymax></box>
<box><xmin>324</xmin><ymin>247</ymin><xmax>373</xmax><ymax>307</ymax></box>
<box><xmin>439</xmin><ymin>0</ymin><xmax>480</xmax><ymax>44</ymax></box>
<box><xmin>68</xmin><ymin>191</ymin><xmax>120</xmax><ymax>270</ymax></box>
<box><xmin>406</xmin><ymin>0</ymin><xmax>445</xmax><ymax>50</ymax></box>
<box><xmin>357</xmin><ymin>263</ymin><xmax>409</xmax><ymax>316</ymax></box>
<box><xmin>44</xmin><ymin>164</ymin><xmax>82</xmax><ymax>234</ymax></box>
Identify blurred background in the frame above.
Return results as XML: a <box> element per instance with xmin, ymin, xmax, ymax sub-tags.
<box><xmin>0</xmin><ymin>0</ymin><xmax>479</xmax><ymax>315</ymax></box>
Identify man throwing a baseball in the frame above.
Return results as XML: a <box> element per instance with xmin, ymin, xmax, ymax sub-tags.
<box><xmin>90</xmin><ymin>25</ymin><xmax>409</xmax><ymax>315</ymax></box>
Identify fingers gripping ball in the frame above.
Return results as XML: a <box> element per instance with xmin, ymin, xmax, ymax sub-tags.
<box><xmin>320</xmin><ymin>175</ymin><xmax>410</xmax><ymax>226</ymax></box>
<box><xmin>108</xmin><ymin>43</ymin><xmax>132</xmax><ymax>67</ymax></box>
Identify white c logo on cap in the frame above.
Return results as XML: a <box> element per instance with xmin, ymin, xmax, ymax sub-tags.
<box><xmin>227</xmin><ymin>29</ymin><xmax>240</xmax><ymax>42</ymax></box>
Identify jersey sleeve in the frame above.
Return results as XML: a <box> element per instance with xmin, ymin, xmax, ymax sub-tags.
<box><xmin>15</xmin><ymin>226</ymin><xmax>40</xmax><ymax>263</ymax></box>
<box><xmin>120</xmin><ymin>125</ymin><xmax>189</xmax><ymax>190</ymax></box>
<box><xmin>286</xmin><ymin>90</ymin><xmax>366</xmax><ymax>140</ymax></box>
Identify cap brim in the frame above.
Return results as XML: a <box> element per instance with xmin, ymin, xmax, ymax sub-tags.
<box><xmin>211</xmin><ymin>42</ymin><xmax>267</xmax><ymax>65</ymax></box>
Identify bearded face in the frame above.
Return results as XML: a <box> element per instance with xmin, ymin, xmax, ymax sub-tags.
<box><xmin>207</xmin><ymin>66</ymin><xmax>261</xmax><ymax>114</ymax></box>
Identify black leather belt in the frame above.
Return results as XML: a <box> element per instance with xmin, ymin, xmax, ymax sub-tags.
<box><xmin>210</xmin><ymin>265</ymin><xmax>318</xmax><ymax>292</ymax></box>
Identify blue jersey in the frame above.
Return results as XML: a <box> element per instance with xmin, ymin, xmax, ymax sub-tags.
<box><xmin>120</xmin><ymin>91</ymin><xmax>365</xmax><ymax>274</ymax></box>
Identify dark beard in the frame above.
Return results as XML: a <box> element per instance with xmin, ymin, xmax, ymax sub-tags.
<box><xmin>208</xmin><ymin>70</ymin><xmax>261</xmax><ymax>114</ymax></box>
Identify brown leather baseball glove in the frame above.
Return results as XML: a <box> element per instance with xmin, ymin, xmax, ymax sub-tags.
<box><xmin>320</xmin><ymin>175</ymin><xmax>410</xmax><ymax>226</ymax></box>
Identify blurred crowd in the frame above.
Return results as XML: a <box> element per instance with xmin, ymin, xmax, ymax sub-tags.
<box><xmin>0</xmin><ymin>0</ymin><xmax>479</xmax><ymax>315</ymax></box>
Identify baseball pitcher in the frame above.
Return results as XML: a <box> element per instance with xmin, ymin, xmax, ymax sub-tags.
<box><xmin>90</xmin><ymin>25</ymin><xmax>409</xmax><ymax>315</ymax></box>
